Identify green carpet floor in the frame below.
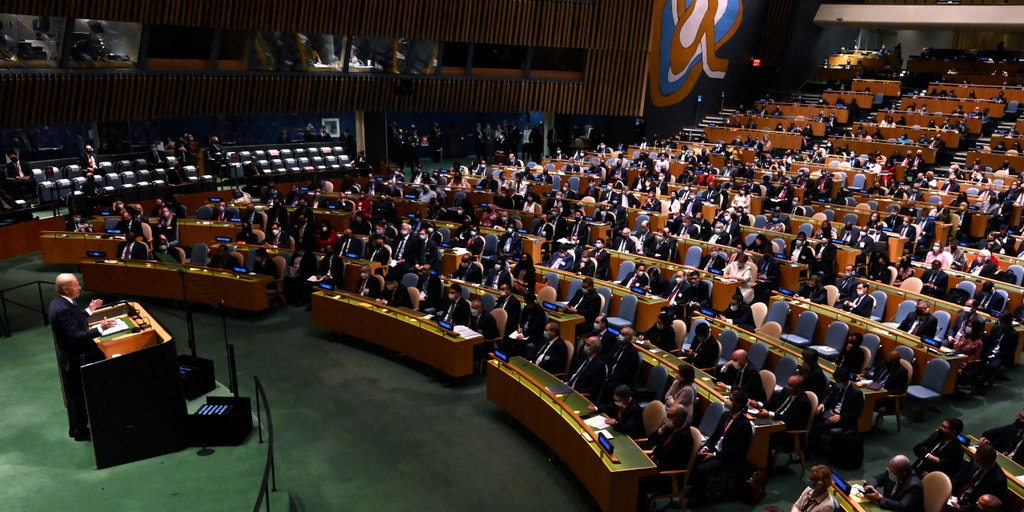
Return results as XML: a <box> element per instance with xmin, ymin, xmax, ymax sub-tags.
<box><xmin>2</xmin><ymin>249</ymin><xmax>1023</xmax><ymax>512</ymax></box>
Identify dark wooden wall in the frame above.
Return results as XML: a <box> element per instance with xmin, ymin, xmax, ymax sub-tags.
<box><xmin>0</xmin><ymin>0</ymin><xmax>654</xmax><ymax>123</ymax></box>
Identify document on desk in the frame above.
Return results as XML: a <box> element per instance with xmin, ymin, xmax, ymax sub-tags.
<box><xmin>453</xmin><ymin>325</ymin><xmax>482</xmax><ymax>340</ymax></box>
<box><xmin>584</xmin><ymin>415</ymin><xmax>612</xmax><ymax>429</ymax></box>
<box><xmin>98</xmin><ymin>318</ymin><xmax>131</xmax><ymax>337</ymax></box>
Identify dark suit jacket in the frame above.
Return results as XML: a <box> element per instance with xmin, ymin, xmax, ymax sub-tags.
<box><xmin>835</xmin><ymin>276</ymin><xmax>859</xmax><ymax>303</ymax></box>
<box><xmin>604</xmin><ymin>342</ymin><xmax>640</xmax><ymax>389</ymax></box>
<box><xmin>912</xmin><ymin>431</ymin><xmax>965</xmax><ymax>477</ymax></box>
<box><xmin>796</xmin><ymin>283</ymin><xmax>828</xmax><ymax>304</ymax></box>
<box><xmin>5</xmin><ymin>159</ymin><xmax>31</xmax><ymax>179</ymax></box>
<box><xmin>950</xmin><ymin>462</ymin><xmax>1008</xmax><ymax>510</ymax></box>
<box><xmin>354</xmin><ymin>275</ymin><xmax>382</xmax><ymax>297</ymax></box>
<box><xmin>873</xmin><ymin>361</ymin><xmax>910</xmax><ymax>394</ymax></box>
<box><xmin>620</xmin><ymin>271</ymin><xmax>650</xmax><ymax>289</ymax></box>
<box><xmin>721</xmin><ymin>303</ymin><xmax>756</xmax><ymax>331</ymax></box>
<box><xmin>846</xmin><ymin>292</ymin><xmax>875</xmax><ymax>318</ymax></box>
<box><xmin>376</xmin><ymin>284</ymin><xmax>412</xmax><ymax>309</ymax></box>
<box><xmin>533</xmin><ymin>336</ymin><xmax>569</xmax><ymax>375</ymax></box>
<box><xmin>116</xmin><ymin>240</ymin><xmax>149</xmax><ymax>260</ymax></box>
<box><xmin>598</xmin><ymin>399</ymin><xmax>646</xmax><ymax>439</ymax></box>
<box><xmin>494</xmin><ymin>294</ymin><xmax>521</xmax><ymax>335</ymax></box>
<box><xmin>565</xmin><ymin>288</ymin><xmax>602</xmax><ymax>324</ymax></box>
<box><xmin>897</xmin><ymin>312</ymin><xmax>938</xmax><ymax>339</ymax></box>
<box><xmin>687</xmin><ymin>334</ymin><xmax>719</xmax><ymax>370</ymax></box>
<box><xmin>866</xmin><ymin>470</ymin><xmax>924</xmax><ymax>511</ymax></box>
<box><xmin>704</xmin><ymin>412</ymin><xmax>754</xmax><ymax>465</ymax></box>
<box><xmin>49</xmin><ymin>297</ymin><xmax>104</xmax><ymax>372</ymax></box>
<box><xmin>516</xmin><ymin>304</ymin><xmax>547</xmax><ymax>344</ymax></box>
<box><xmin>981</xmin><ymin>422</ymin><xmax>1024</xmax><ymax>465</ymax></box>
<box><xmin>920</xmin><ymin>268</ymin><xmax>949</xmax><ymax>296</ymax></box>
<box><xmin>468</xmin><ymin>310</ymin><xmax>501</xmax><ymax>340</ymax></box>
<box><xmin>818</xmin><ymin>383</ymin><xmax>864</xmax><ymax>430</ymax></box>
<box><xmin>648</xmin><ymin>426</ymin><xmax>695</xmax><ymax>470</ymax></box>
<box><xmin>566</xmin><ymin>355</ymin><xmax>607</xmax><ymax>397</ymax></box>
<box><xmin>497</xmin><ymin>233</ymin><xmax>522</xmax><ymax>258</ymax></box>
<box><xmin>718</xmin><ymin>362</ymin><xmax>765</xmax><ymax>403</ymax></box>
<box><xmin>440</xmin><ymin>297</ymin><xmax>471</xmax><ymax>326</ymax></box>
<box><xmin>765</xmin><ymin>391</ymin><xmax>812</xmax><ymax>431</ymax></box>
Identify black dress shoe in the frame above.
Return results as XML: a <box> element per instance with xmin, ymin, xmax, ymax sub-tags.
<box><xmin>73</xmin><ymin>434</ymin><xmax>91</xmax><ymax>441</ymax></box>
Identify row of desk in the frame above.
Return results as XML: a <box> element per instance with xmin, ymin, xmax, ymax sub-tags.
<box><xmin>873</xmin><ymin>110</ymin><xmax>982</xmax><ymax>135</ymax></box>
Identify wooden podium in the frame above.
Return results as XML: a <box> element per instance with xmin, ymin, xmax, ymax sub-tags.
<box><xmin>80</xmin><ymin>302</ymin><xmax>189</xmax><ymax>469</ymax></box>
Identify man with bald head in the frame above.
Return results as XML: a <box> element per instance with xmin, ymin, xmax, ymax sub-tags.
<box><xmin>49</xmin><ymin>273</ymin><xmax>116</xmax><ymax>441</ymax></box>
<box><xmin>863</xmin><ymin>454</ymin><xmax>924</xmax><ymax>511</ymax></box>
<box><xmin>717</xmin><ymin>348</ymin><xmax>765</xmax><ymax>402</ymax></box>
<box><xmin>751</xmin><ymin>374</ymin><xmax>812</xmax><ymax>451</ymax></box>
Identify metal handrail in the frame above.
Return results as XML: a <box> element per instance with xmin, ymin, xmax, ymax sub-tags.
<box><xmin>0</xmin><ymin>280</ymin><xmax>51</xmax><ymax>338</ymax></box>
<box><xmin>252</xmin><ymin>376</ymin><xmax>277</xmax><ymax>512</ymax></box>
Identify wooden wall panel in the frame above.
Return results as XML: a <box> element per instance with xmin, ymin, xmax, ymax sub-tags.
<box><xmin>0</xmin><ymin>0</ymin><xmax>653</xmax><ymax>120</ymax></box>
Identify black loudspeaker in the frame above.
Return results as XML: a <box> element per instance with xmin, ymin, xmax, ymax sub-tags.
<box><xmin>186</xmin><ymin>396</ymin><xmax>253</xmax><ymax>447</ymax></box>
<box><xmin>178</xmin><ymin>355</ymin><xmax>216</xmax><ymax>400</ymax></box>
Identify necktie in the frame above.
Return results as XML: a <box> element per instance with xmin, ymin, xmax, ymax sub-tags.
<box><xmin>123</xmin><ymin>242</ymin><xmax>132</xmax><ymax>259</ymax></box>
<box><xmin>535</xmin><ymin>341</ymin><xmax>554</xmax><ymax>365</ymax></box>
<box><xmin>396</xmin><ymin>238</ymin><xmax>406</xmax><ymax>259</ymax></box>
<box><xmin>909</xmin><ymin>318</ymin><xmax>921</xmax><ymax>334</ymax></box>
<box><xmin>957</xmin><ymin>469</ymin><xmax>984</xmax><ymax>500</ymax></box>
<box><xmin>668</xmin><ymin>284</ymin><xmax>682</xmax><ymax>304</ymax></box>
<box><xmin>619</xmin><ymin>239</ymin><xmax>627</xmax><ymax>252</ymax></box>
<box><xmin>776</xmin><ymin>395</ymin><xmax>795</xmax><ymax>415</ymax></box>
<box><xmin>446</xmin><ymin>301</ymin><xmax>457</xmax><ymax>322</ymax></box>
<box><xmin>1007</xmin><ymin>429</ymin><xmax>1024</xmax><ymax>459</ymax></box>
<box><xmin>568</xmin><ymin>358</ymin><xmax>590</xmax><ymax>387</ymax></box>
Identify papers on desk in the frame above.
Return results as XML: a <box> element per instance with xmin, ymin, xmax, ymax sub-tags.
<box><xmin>546</xmin><ymin>383</ymin><xmax>573</xmax><ymax>395</ymax></box>
<box><xmin>449</xmin><ymin>248</ymin><xmax>469</xmax><ymax>256</ymax></box>
<box><xmin>453</xmin><ymin>325</ymin><xmax>482</xmax><ymax>340</ymax></box>
<box><xmin>584</xmin><ymin>415</ymin><xmax>611</xmax><ymax>430</ymax></box>
<box><xmin>98</xmin><ymin>318</ymin><xmax>131</xmax><ymax>337</ymax></box>
<box><xmin>307</xmin><ymin>275</ymin><xmax>324</xmax><ymax>282</ymax></box>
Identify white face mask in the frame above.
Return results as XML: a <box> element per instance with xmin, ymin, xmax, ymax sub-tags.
<box><xmin>322</xmin><ymin>227</ymin><xmax>329</xmax><ymax>232</ymax></box>
<box><xmin>470</xmin><ymin>308</ymin><xmax>480</xmax><ymax>317</ymax></box>
<box><xmin>857</xmin><ymin>289</ymin><xmax>866</xmax><ymax>296</ymax></box>
<box><xmin>448</xmin><ymin>293</ymin><xmax>457</xmax><ymax>301</ymax></box>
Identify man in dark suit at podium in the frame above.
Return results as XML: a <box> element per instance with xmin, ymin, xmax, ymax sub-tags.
<box><xmin>49</xmin><ymin>273</ymin><xmax>116</xmax><ymax>441</ymax></box>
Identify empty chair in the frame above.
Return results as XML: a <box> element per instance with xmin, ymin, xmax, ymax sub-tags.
<box><xmin>606</xmin><ymin>294</ymin><xmax>638</xmax><ymax>331</ymax></box>
<box><xmin>190</xmin><ymin>243</ymin><xmax>209</xmax><ymax>265</ymax></box>
<box><xmin>753</xmin><ymin>215</ymin><xmax>767</xmax><ymax>229</ymax></box>
<box><xmin>747</xmin><ymin>342</ymin><xmax>769</xmax><ymax>370</ymax></box>
<box><xmin>843</xmin><ymin>212</ymin><xmax>859</xmax><ymax>227</ymax></box>
<box><xmin>616</xmin><ymin>260</ymin><xmax>636</xmax><ymax>283</ymax></box>
<box><xmin>764</xmin><ymin>301</ymin><xmax>790</xmax><ymax>328</ymax></box>
<box><xmin>932</xmin><ymin>310</ymin><xmax>951</xmax><ymax>340</ymax></box>
<box><xmin>196</xmin><ymin>205</ymin><xmax>213</xmax><ymax>220</ymax></box>
<box><xmin>750</xmin><ymin>302</ymin><xmax>768</xmax><ymax>329</ymax></box>
<box><xmin>989</xmin><ymin>289</ymin><xmax>1009</xmax><ymax>315</ymax></box>
<box><xmin>921</xmin><ymin>471</ymin><xmax>952</xmax><ymax>512</ymax></box>
<box><xmin>954</xmin><ymin>281</ymin><xmax>976</xmax><ymax>298</ymax></box>
<box><xmin>810</xmin><ymin>321</ymin><xmax>849</xmax><ymax>361</ymax></box>
<box><xmin>595</xmin><ymin>287</ymin><xmax>612</xmax><ymax>316</ymax></box>
<box><xmin>759</xmin><ymin>321</ymin><xmax>783</xmax><ymax>341</ymax></box>
<box><xmin>906</xmin><ymin>359</ymin><xmax>950</xmax><ymax>418</ymax></box>
<box><xmin>640</xmin><ymin>366</ymin><xmax>670</xmax><ymax>408</ymax></box>
<box><xmin>698</xmin><ymin>401</ymin><xmax>726</xmax><ymax>438</ymax></box>
<box><xmin>536</xmin><ymin>285</ymin><xmax>557</xmax><ymax>306</ymax></box>
<box><xmin>782</xmin><ymin>310</ymin><xmax>818</xmax><ymax>348</ymax></box>
<box><xmin>684</xmin><ymin>246</ymin><xmax>703</xmax><ymax>267</ymax></box>
<box><xmin>899</xmin><ymin>277</ymin><xmax>923</xmax><ymax>294</ymax></box>
<box><xmin>861</xmin><ymin>333</ymin><xmax>881</xmax><ymax>363</ymax></box>
<box><xmin>869</xmin><ymin>290</ymin><xmax>887</xmax><ymax>321</ymax></box>
<box><xmin>798</xmin><ymin>223</ymin><xmax>813</xmax><ymax>238</ymax></box>
<box><xmin>716</xmin><ymin>327</ymin><xmax>738</xmax><ymax>367</ymax></box>
<box><xmin>851</xmin><ymin>173</ymin><xmax>866</xmax><ymax>189</ymax></box>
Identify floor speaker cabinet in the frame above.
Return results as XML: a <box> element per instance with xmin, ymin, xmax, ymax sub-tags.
<box><xmin>178</xmin><ymin>355</ymin><xmax>216</xmax><ymax>400</ymax></box>
<box><xmin>186</xmin><ymin>396</ymin><xmax>253</xmax><ymax>447</ymax></box>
